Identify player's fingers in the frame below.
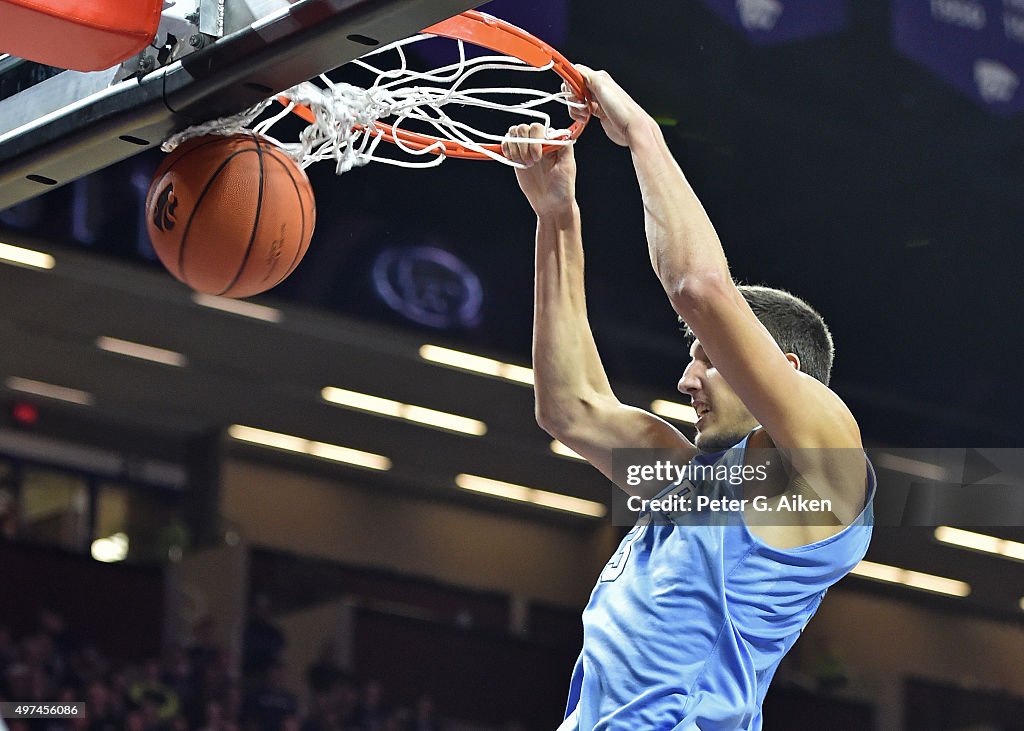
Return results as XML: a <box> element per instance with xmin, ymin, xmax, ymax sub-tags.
<box><xmin>574</xmin><ymin>64</ymin><xmax>615</xmax><ymax>104</ymax></box>
<box><xmin>507</xmin><ymin>123</ymin><xmax>533</xmax><ymax>165</ymax></box>
<box><xmin>574</xmin><ymin>64</ymin><xmax>598</xmax><ymax>91</ymax></box>
<box><xmin>516</xmin><ymin>123</ymin><xmax>535</xmax><ymax>163</ymax></box>
<box><xmin>528</xmin><ymin>122</ymin><xmax>545</xmax><ymax>163</ymax></box>
<box><xmin>562</xmin><ymin>80</ymin><xmax>582</xmax><ymax>104</ymax></box>
<box><xmin>503</xmin><ymin>125</ymin><xmax>522</xmax><ymax>163</ymax></box>
<box><xmin>568</xmin><ymin>99</ymin><xmax>589</xmax><ymax>123</ymax></box>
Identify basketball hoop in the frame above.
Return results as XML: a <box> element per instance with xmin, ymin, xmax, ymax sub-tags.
<box><xmin>163</xmin><ymin>10</ymin><xmax>591</xmax><ymax>173</ymax></box>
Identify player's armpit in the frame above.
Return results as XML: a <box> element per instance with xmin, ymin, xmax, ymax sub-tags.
<box><xmin>542</xmin><ymin>395</ymin><xmax>697</xmax><ymax>498</ymax></box>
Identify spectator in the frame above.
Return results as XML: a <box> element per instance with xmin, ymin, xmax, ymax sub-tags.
<box><xmin>242</xmin><ymin>662</ymin><xmax>299</xmax><ymax>731</ymax></box>
<box><xmin>305</xmin><ymin>642</ymin><xmax>343</xmax><ymax>697</ymax></box>
<box><xmin>243</xmin><ymin>595</ymin><xmax>286</xmax><ymax>678</ymax></box>
<box><xmin>128</xmin><ymin>658</ymin><xmax>180</xmax><ymax>722</ymax></box>
<box><xmin>197</xmin><ymin>699</ymin><xmax>226</xmax><ymax>731</ymax></box>
<box><xmin>85</xmin><ymin>679</ymin><xmax>121</xmax><ymax>731</ymax></box>
<box><xmin>161</xmin><ymin>644</ymin><xmax>196</xmax><ymax>720</ymax></box>
<box><xmin>410</xmin><ymin>695</ymin><xmax>438</xmax><ymax>731</ymax></box>
<box><xmin>68</xmin><ymin>644</ymin><xmax>109</xmax><ymax>687</ymax></box>
<box><xmin>353</xmin><ymin>679</ymin><xmax>386</xmax><ymax>731</ymax></box>
<box><xmin>187</xmin><ymin>616</ymin><xmax>221</xmax><ymax>681</ymax></box>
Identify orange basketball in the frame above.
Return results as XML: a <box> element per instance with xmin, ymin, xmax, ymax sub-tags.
<box><xmin>146</xmin><ymin>134</ymin><xmax>316</xmax><ymax>298</ymax></box>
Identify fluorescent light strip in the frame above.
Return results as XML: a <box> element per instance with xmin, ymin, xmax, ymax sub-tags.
<box><xmin>651</xmin><ymin>399</ymin><xmax>698</xmax><ymax>425</ymax></box>
<box><xmin>455</xmin><ymin>473</ymin><xmax>606</xmax><ymax>518</ymax></box>
<box><xmin>550</xmin><ymin>440</ymin><xmax>586</xmax><ymax>461</ymax></box>
<box><xmin>228</xmin><ymin>424</ymin><xmax>391</xmax><ymax>471</ymax></box>
<box><xmin>849</xmin><ymin>559</ymin><xmax>970</xmax><ymax>597</ymax></box>
<box><xmin>321</xmin><ymin>386</ymin><xmax>487</xmax><ymax>436</ymax></box>
<box><xmin>5</xmin><ymin>376</ymin><xmax>93</xmax><ymax>405</ymax></box>
<box><xmin>934</xmin><ymin>526</ymin><xmax>1024</xmax><ymax>562</ymax></box>
<box><xmin>0</xmin><ymin>241</ymin><xmax>55</xmax><ymax>270</ymax></box>
<box><xmin>192</xmin><ymin>293</ymin><xmax>282</xmax><ymax>322</ymax></box>
<box><xmin>96</xmin><ymin>336</ymin><xmax>187</xmax><ymax>367</ymax></box>
<box><xmin>875</xmin><ymin>452</ymin><xmax>947</xmax><ymax>481</ymax></box>
<box><xmin>419</xmin><ymin>344</ymin><xmax>534</xmax><ymax>385</ymax></box>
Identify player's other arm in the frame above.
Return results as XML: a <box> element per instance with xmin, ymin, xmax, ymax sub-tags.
<box><xmin>575</xmin><ymin>68</ymin><xmax>864</xmax><ymax>517</ymax></box>
<box><xmin>503</xmin><ymin>124</ymin><xmax>696</xmax><ymax>498</ymax></box>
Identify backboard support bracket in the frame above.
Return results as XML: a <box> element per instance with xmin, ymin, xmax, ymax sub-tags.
<box><xmin>0</xmin><ymin>0</ymin><xmax>483</xmax><ymax>211</ymax></box>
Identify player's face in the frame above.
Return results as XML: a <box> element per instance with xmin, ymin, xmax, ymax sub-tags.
<box><xmin>677</xmin><ymin>340</ymin><xmax>758</xmax><ymax>453</ymax></box>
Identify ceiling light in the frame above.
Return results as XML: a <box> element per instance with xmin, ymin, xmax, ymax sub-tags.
<box><xmin>192</xmin><ymin>293</ymin><xmax>282</xmax><ymax>322</ymax></box>
<box><xmin>306</xmin><ymin>441</ymin><xmax>393</xmax><ymax>471</ymax></box>
<box><xmin>228</xmin><ymin>424</ymin><xmax>307</xmax><ymax>452</ymax></box>
<box><xmin>96</xmin><ymin>336</ymin><xmax>187</xmax><ymax>367</ymax></box>
<box><xmin>934</xmin><ymin>526</ymin><xmax>1024</xmax><ymax>562</ymax></box>
<box><xmin>321</xmin><ymin>386</ymin><xmax>487</xmax><ymax>436</ymax></box>
<box><xmin>650</xmin><ymin>399</ymin><xmax>698</xmax><ymax>425</ymax></box>
<box><xmin>91</xmin><ymin>532</ymin><xmax>128</xmax><ymax>562</ymax></box>
<box><xmin>228</xmin><ymin>424</ymin><xmax>391</xmax><ymax>471</ymax></box>
<box><xmin>419</xmin><ymin>344</ymin><xmax>534</xmax><ymax>385</ymax></box>
<box><xmin>321</xmin><ymin>387</ymin><xmax>401</xmax><ymax>417</ymax></box>
<box><xmin>4</xmin><ymin>376</ymin><xmax>93</xmax><ymax>405</ymax></box>
<box><xmin>550</xmin><ymin>440</ymin><xmax>585</xmax><ymax>461</ymax></box>
<box><xmin>0</xmin><ymin>241</ymin><xmax>55</xmax><ymax>270</ymax></box>
<box><xmin>455</xmin><ymin>473</ymin><xmax>606</xmax><ymax>518</ymax></box>
<box><xmin>849</xmin><ymin>559</ymin><xmax>970</xmax><ymax>597</ymax></box>
<box><xmin>874</xmin><ymin>452</ymin><xmax>947</xmax><ymax>481</ymax></box>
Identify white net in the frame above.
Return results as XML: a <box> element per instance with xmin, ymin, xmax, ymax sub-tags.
<box><xmin>162</xmin><ymin>32</ymin><xmax>586</xmax><ymax>173</ymax></box>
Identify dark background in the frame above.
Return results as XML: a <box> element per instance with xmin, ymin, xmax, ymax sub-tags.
<box><xmin>3</xmin><ymin>0</ymin><xmax>1022</xmax><ymax>449</ymax></box>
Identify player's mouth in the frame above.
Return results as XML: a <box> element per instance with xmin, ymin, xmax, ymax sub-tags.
<box><xmin>693</xmin><ymin>401</ymin><xmax>711</xmax><ymax>426</ymax></box>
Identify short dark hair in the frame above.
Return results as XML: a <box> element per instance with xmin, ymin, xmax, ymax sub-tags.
<box><xmin>679</xmin><ymin>284</ymin><xmax>835</xmax><ymax>385</ymax></box>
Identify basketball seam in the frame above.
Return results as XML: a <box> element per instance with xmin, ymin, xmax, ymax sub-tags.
<box><xmin>217</xmin><ymin>133</ymin><xmax>266</xmax><ymax>296</ymax></box>
<box><xmin>265</xmin><ymin>151</ymin><xmax>310</xmax><ymax>289</ymax></box>
<box><xmin>177</xmin><ymin>144</ymin><xmax>259</xmax><ymax>284</ymax></box>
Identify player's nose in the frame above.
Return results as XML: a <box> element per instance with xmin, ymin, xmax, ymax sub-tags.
<box><xmin>677</xmin><ymin>363</ymin><xmax>700</xmax><ymax>396</ymax></box>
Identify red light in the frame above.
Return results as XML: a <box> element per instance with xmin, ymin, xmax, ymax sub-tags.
<box><xmin>11</xmin><ymin>402</ymin><xmax>38</xmax><ymax>426</ymax></box>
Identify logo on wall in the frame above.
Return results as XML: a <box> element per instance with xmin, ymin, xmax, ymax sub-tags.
<box><xmin>698</xmin><ymin>0</ymin><xmax>845</xmax><ymax>45</ymax></box>
<box><xmin>893</xmin><ymin>0</ymin><xmax>1024</xmax><ymax>115</ymax></box>
<box><xmin>371</xmin><ymin>245</ymin><xmax>483</xmax><ymax>329</ymax></box>
<box><xmin>737</xmin><ymin>0</ymin><xmax>784</xmax><ymax>31</ymax></box>
<box><xmin>974</xmin><ymin>58</ymin><xmax>1019</xmax><ymax>102</ymax></box>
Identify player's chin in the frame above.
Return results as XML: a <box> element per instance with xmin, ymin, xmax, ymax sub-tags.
<box><xmin>695</xmin><ymin>427</ymin><xmax>744</xmax><ymax>454</ymax></box>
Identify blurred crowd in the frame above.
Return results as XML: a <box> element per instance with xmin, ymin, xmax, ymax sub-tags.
<box><xmin>0</xmin><ymin>607</ymin><xmax>440</xmax><ymax>731</ymax></box>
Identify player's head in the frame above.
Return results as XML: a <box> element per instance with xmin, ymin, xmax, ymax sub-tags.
<box><xmin>677</xmin><ymin>285</ymin><xmax>834</xmax><ymax>452</ymax></box>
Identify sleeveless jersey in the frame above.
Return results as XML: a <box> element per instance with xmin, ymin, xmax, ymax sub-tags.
<box><xmin>564</xmin><ymin>430</ymin><xmax>876</xmax><ymax>730</ymax></box>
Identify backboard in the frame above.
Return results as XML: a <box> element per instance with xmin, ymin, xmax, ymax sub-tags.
<box><xmin>0</xmin><ymin>0</ymin><xmax>484</xmax><ymax>211</ymax></box>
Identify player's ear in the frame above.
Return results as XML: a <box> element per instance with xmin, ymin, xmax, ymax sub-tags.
<box><xmin>785</xmin><ymin>353</ymin><xmax>800</xmax><ymax>372</ymax></box>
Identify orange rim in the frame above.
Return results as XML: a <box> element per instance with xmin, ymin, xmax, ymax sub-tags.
<box><xmin>281</xmin><ymin>9</ymin><xmax>590</xmax><ymax>160</ymax></box>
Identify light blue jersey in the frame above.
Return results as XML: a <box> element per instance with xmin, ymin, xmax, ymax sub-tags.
<box><xmin>564</xmin><ymin>431</ymin><xmax>875</xmax><ymax>730</ymax></box>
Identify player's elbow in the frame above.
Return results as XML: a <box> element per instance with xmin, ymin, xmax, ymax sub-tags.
<box><xmin>535</xmin><ymin>391</ymin><xmax>606</xmax><ymax>438</ymax></box>
<box><xmin>535</xmin><ymin>399</ymin><xmax>573</xmax><ymax>437</ymax></box>
<box><xmin>668</xmin><ymin>270</ymin><xmax>733</xmax><ymax>320</ymax></box>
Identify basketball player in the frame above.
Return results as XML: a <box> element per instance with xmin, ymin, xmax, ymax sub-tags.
<box><xmin>502</xmin><ymin>66</ymin><xmax>875</xmax><ymax>730</ymax></box>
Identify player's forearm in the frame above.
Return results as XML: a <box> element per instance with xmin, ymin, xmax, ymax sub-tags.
<box><xmin>532</xmin><ymin>205</ymin><xmax>616</xmax><ymax>432</ymax></box>
<box><xmin>627</xmin><ymin>118</ymin><xmax>732</xmax><ymax>305</ymax></box>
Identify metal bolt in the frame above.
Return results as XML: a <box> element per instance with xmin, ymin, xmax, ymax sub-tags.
<box><xmin>188</xmin><ymin>34</ymin><xmax>204</xmax><ymax>48</ymax></box>
<box><xmin>184</xmin><ymin>11</ymin><xmax>200</xmax><ymax>23</ymax></box>
<box><xmin>138</xmin><ymin>55</ymin><xmax>156</xmax><ymax>72</ymax></box>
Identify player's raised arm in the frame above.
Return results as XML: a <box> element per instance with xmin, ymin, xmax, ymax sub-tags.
<box><xmin>573</xmin><ymin>67</ymin><xmax>861</xmax><ymax>455</ymax></box>
<box><xmin>502</xmin><ymin>123</ymin><xmax>695</xmax><ymax>498</ymax></box>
